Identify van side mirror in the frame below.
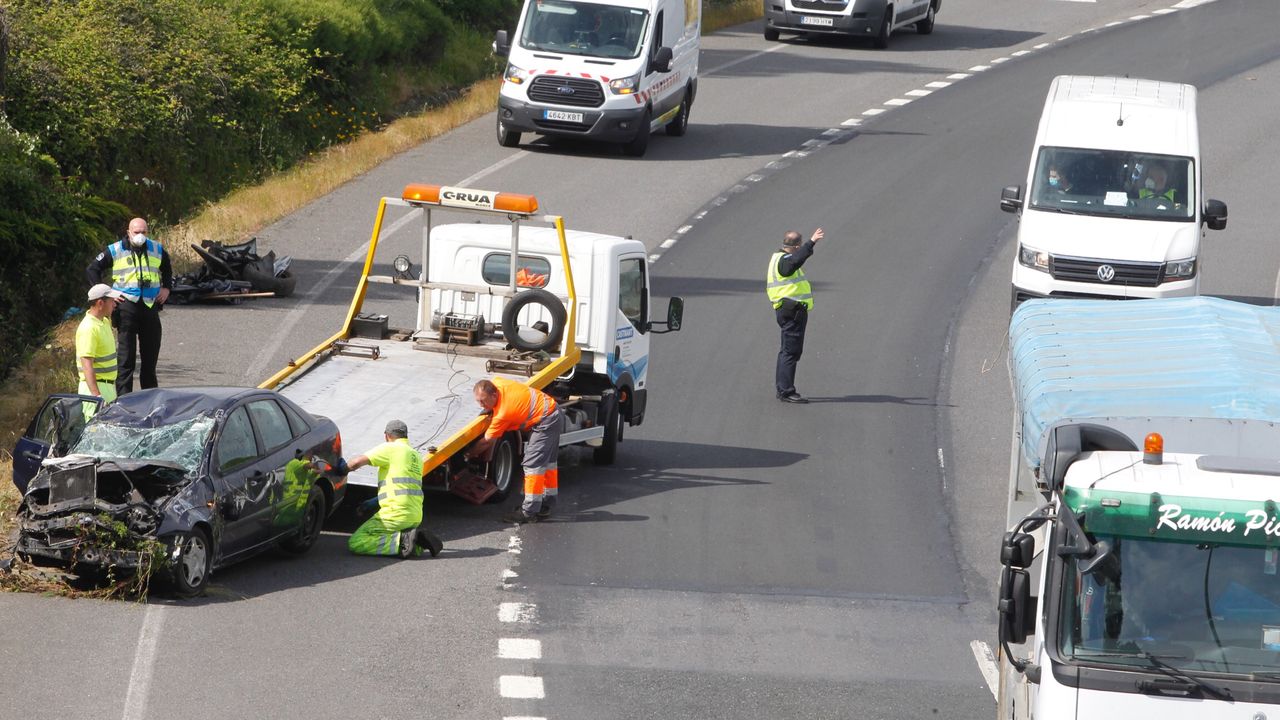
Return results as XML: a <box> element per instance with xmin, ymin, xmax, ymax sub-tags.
<box><xmin>1000</xmin><ymin>185</ymin><xmax>1023</xmax><ymax>214</ymax></box>
<box><xmin>650</xmin><ymin>46</ymin><xmax>673</xmax><ymax>74</ymax></box>
<box><xmin>1000</xmin><ymin>531</ymin><xmax>1035</xmax><ymax>569</ymax></box>
<box><xmin>1204</xmin><ymin>198</ymin><xmax>1227</xmax><ymax>230</ymax></box>
<box><xmin>650</xmin><ymin>296</ymin><xmax>683</xmax><ymax>334</ymax></box>
<box><xmin>998</xmin><ymin>567</ymin><xmax>1035</xmax><ymax>645</ymax></box>
<box><xmin>493</xmin><ymin>30</ymin><xmax>510</xmax><ymax>57</ymax></box>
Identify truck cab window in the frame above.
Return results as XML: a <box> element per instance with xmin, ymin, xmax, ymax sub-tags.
<box><xmin>482</xmin><ymin>253</ymin><xmax>552</xmax><ymax>288</ymax></box>
<box><xmin>619</xmin><ymin>257</ymin><xmax>646</xmax><ymax>330</ymax></box>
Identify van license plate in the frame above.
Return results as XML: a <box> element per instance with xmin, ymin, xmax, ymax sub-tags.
<box><xmin>544</xmin><ymin>110</ymin><xmax>584</xmax><ymax>123</ymax></box>
<box><xmin>800</xmin><ymin>15</ymin><xmax>835</xmax><ymax>27</ymax></box>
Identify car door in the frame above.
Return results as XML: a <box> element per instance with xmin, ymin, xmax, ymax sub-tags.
<box><xmin>11</xmin><ymin>394</ymin><xmax>102</xmax><ymax>493</ymax></box>
<box><xmin>211</xmin><ymin>404</ymin><xmax>276</xmax><ymax>558</ymax></box>
<box><xmin>244</xmin><ymin>398</ymin><xmax>305</xmax><ymax>541</ymax></box>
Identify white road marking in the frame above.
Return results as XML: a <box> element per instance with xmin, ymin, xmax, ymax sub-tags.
<box><xmin>822</xmin><ymin>128</ymin><xmax>843</xmax><ymax>136</ymax></box>
<box><xmin>802</xmin><ymin>138</ymin><xmax>825</xmax><ymax>147</ymax></box>
<box><xmin>499</xmin><ymin>638</ymin><xmax>543</xmax><ymax>660</ymax></box>
<box><xmin>508</xmin><ymin>535</ymin><xmax>522</xmax><ymax>554</ymax></box>
<box><xmin>968</xmin><ymin>65</ymin><xmax>991</xmax><ymax>72</ymax></box>
<box><xmin>660</xmin><ymin>238</ymin><xmax>677</xmax><ymax>249</ymax></box>
<box><xmin>499</xmin><ymin>602</ymin><xmax>538</xmax><ymax>623</ymax></box>
<box><xmin>1033</xmin><ymin>43</ymin><xmax>1051</xmax><ymax>49</ymax></box>
<box><xmin>946</xmin><ymin>73</ymin><xmax>971</xmax><ymax>80</ymax></box>
<box><xmin>841</xmin><ymin>118</ymin><xmax>862</xmax><ymax>126</ymax></box>
<box><xmin>925</xmin><ymin>81</ymin><xmax>951</xmax><ymax>89</ymax></box>
<box><xmin>937</xmin><ymin>448</ymin><xmax>945</xmax><ymax>470</ymax></box>
<box><xmin>456</xmin><ymin>150</ymin><xmax>530</xmax><ymax>188</ymax></box>
<box><xmin>1152</xmin><ymin>7</ymin><xmax>1177</xmax><ymax>13</ymax></box>
<box><xmin>120</xmin><ymin>605</ymin><xmax>166</xmax><ymax>720</ymax></box>
<box><xmin>499</xmin><ymin>675</ymin><xmax>546</xmax><ymax>699</ymax></box>
<box><xmin>884</xmin><ymin>98</ymin><xmax>913</xmax><ymax>106</ymax></box>
<box><xmin>1105</xmin><ymin>20</ymin><xmax>1124</xmax><ymax>27</ymax></box>
<box><xmin>971</xmin><ymin>640</ymin><xmax>1000</xmax><ymax>701</ymax></box>
<box><xmin>906</xmin><ymin>89</ymin><xmax>932</xmax><ymax>97</ymax></box>
<box><xmin>1011</xmin><ymin>50</ymin><xmax>1030</xmax><ymax>57</ymax></box>
<box><xmin>502</xmin><ymin>569</ymin><xmax>519</xmax><ymax>583</ymax></box>
<box><xmin>704</xmin><ymin>43</ymin><xmax>788</xmax><ymax>76</ymax></box>
<box><xmin>1058</xmin><ymin>34</ymin><xmax>1075</xmax><ymax>41</ymax></box>
<box><xmin>990</xmin><ymin>57</ymin><xmax>1010</xmax><ymax>64</ymax></box>
<box><xmin>1173</xmin><ymin>0</ymin><xmax>1215</xmax><ymax>7</ymax></box>
<box><xmin>745</xmin><ymin>173</ymin><xmax>765</xmax><ymax>181</ymax></box>
<box><xmin>649</xmin><ymin>253</ymin><xmax>661</xmax><ymax>262</ymax></box>
<box><xmin>676</xmin><ymin>224</ymin><xmax>693</xmax><ymax>234</ymax></box>
<box><xmin>861</xmin><ymin>108</ymin><xmax>886</xmax><ymax>116</ymax></box>
<box><xmin>1130</xmin><ymin>15</ymin><xmax>1151</xmax><ymax>20</ymax></box>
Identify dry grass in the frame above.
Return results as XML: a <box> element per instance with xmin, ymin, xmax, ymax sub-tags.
<box><xmin>704</xmin><ymin>0</ymin><xmax>764</xmax><ymax>33</ymax></box>
<box><xmin>0</xmin><ymin>320</ymin><xmax>80</xmax><ymax>542</ymax></box>
<box><xmin>159</xmin><ymin>78</ymin><xmax>503</xmax><ymax>266</ymax></box>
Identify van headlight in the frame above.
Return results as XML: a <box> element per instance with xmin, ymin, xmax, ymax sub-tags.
<box><xmin>609</xmin><ymin>74</ymin><xmax>640</xmax><ymax>95</ymax></box>
<box><xmin>1018</xmin><ymin>245</ymin><xmax>1049</xmax><ymax>272</ymax></box>
<box><xmin>1163</xmin><ymin>258</ymin><xmax>1197</xmax><ymax>279</ymax></box>
<box><xmin>504</xmin><ymin>63</ymin><xmax>531</xmax><ymax>85</ymax></box>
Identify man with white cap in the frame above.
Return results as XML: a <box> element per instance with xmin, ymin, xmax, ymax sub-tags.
<box><xmin>337</xmin><ymin>419</ymin><xmax>443</xmax><ymax>559</ymax></box>
<box><xmin>77</xmin><ymin>284</ymin><xmax>126</xmax><ymax>404</ymax></box>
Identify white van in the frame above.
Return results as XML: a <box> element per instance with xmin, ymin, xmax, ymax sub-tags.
<box><xmin>493</xmin><ymin>0</ymin><xmax>699</xmax><ymax>157</ymax></box>
<box><xmin>763</xmin><ymin>0</ymin><xmax>939</xmax><ymax>49</ymax></box>
<box><xmin>1001</xmin><ymin>75</ymin><xmax>1228</xmax><ymax>309</ymax></box>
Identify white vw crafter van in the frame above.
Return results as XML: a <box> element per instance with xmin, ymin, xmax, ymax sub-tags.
<box><xmin>1000</xmin><ymin>76</ymin><xmax>1228</xmax><ymax>309</ymax></box>
<box><xmin>493</xmin><ymin>0</ymin><xmax>699</xmax><ymax>157</ymax></box>
<box><xmin>763</xmin><ymin>0</ymin><xmax>939</xmax><ymax>49</ymax></box>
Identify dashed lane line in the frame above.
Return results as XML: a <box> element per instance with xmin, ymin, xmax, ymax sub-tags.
<box><xmin>499</xmin><ymin>676</ymin><xmax>546</xmax><ymax>700</ymax></box>
<box><xmin>500</xmin><ymin>638</ymin><xmax>544</xmax><ymax>660</ymax></box>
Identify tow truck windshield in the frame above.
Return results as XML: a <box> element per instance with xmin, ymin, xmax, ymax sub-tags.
<box><xmin>1059</xmin><ymin>535</ymin><xmax>1280</xmax><ymax>679</ymax></box>
<box><xmin>519</xmin><ymin>1</ymin><xmax>649</xmax><ymax>60</ymax></box>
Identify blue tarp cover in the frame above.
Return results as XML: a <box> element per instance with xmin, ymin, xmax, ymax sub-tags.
<box><xmin>1009</xmin><ymin>297</ymin><xmax>1280</xmax><ymax>469</ymax></box>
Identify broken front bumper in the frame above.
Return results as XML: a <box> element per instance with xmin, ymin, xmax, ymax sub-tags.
<box><xmin>17</xmin><ymin>512</ymin><xmax>155</xmax><ymax>570</ymax></box>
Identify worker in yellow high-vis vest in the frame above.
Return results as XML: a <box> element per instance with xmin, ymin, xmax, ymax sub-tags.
<box><xmin>77</xmin><ymin>284</ymin><xmax>125</xmax><ymax>408</ymax></box>
<box><xmin>338</xmin><ymin>419</ymin><xmax>443</xmax><ymax>559</ymax></box>
<box><xmin>766</xmin><ymin>227</ymin><xmax>824</xmax><ymax>404</ymax></box>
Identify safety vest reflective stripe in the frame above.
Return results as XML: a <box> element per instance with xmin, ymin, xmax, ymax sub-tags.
<box><xmin>378</xmin><ymin>487</ymin><xmax>424</xmax><ymax>501</ymax></box>
<box><xmin>765</xmin><ymin>251</ymin><xmax>814</xmax><ymax>309</ymax></box>
<box><xmin>109</xmin><ymin>241</ymin><xmax>164</xmax><ymax>306</ymax></box>
<box><xmin>92</xmin><ymin>353</ymin><xmax>116</xmax><ymax>368</ymax></box>
<box><xmin>522</xmin><ymin>387</ymin><xmax>553</xmax><ymax>430</ymax></box>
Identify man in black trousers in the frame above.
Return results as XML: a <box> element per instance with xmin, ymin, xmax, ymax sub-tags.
<box><xmin>86</xmin><ymin>217</ymin><xmax>172</xmax><ymax>395</ymax></box>
<box><xmin>765</xmin><ymin>227</ymin><xmax>824</xmax><ymax>403</ymax></box>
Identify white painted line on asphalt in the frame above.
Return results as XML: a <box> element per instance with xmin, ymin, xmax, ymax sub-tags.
<box><xmin>502</xmin><ymin>568</ymin><xmax>519</xmax><ymax>581</ymax></box>
<box><xmin>694</xmin><ymin>210</ymin><xmax>708</xmax><ymax>220</ymax></box>
<box><xmin>946</xmin><ymin>73</ymin><xmax>971</xmax><ymax>80</ymax></box>
<box><xmin>1152</xmin><ymin>7</ymin><xmax>1177</xmax><ymax>13</ymax></box>
<box><xmin>704</xmin><ymin>43</ymin><xmax>788</xmax><ymax>76</ymax></box>
<box><xmin>660</xmin><ymin>238</ymin><xmax>677</xmax><ymax>249</ymax></box>
<box><xmin>884</xmin><ymin>98</ymin><xmax>913</xmax><ymax>106</ymax></box>
<box><xmin>822</xmin><ymin>128</ymin><xmax>842</xmax><ymax>136</ymax></box>
<box><xmin>1011</xmin><ymin>50</ymin><xmax>1030</xmax><ymax>57</ymax></box>
<box><xmin>861</xmin><ymin>108</ymin><xmax>886</xmax><ymax>116</ymax></box>
<box><xmin>802</xmin><ymin>139</ymin><xmax>824</xmax><ymax>147</ymax></box>
<box><xmin>937</xmin><ymin>448</ymin><xmax>945</xmax><ymax>470</ymax></box>
<box><xmin>794</xmin><ymin>150</ymin><xmax>810</xmax><ymax>158</ymax></box>
<box><xmin>971</xmin><ymin>640</ymin><xmax>1000</xmax><ymax>700</ymax></box>
<box><xmin>1105</xmin><ymin>20</ymin><xmax>1124</xmax><ymax>27</ymax></box>
<box><xmin>782</xmin><ymin>150</ymin><xmax>800</xmax><ymax>158</ymax></box>
<box><xmin>1130</xmin><ymin>15</ymin><xmax>1151</xmax><ymax>20</ymax></box>
<box><xmin>925</xmin><ymin>81</ymin><xmax>951</xmax><ymax>89</ymax></box>
<box><xmin>499</xmin><ymin>638</ymin><xmax>543</xmax><ymax>660</ymax></box>
<box><xmin>121</xmin><ymin>605</ymin><xmax>166</xmax><ymax>720</ymax></box>
<box><xmin>990</xmin><ymin>57</ymin><xmax>1010</xmax><ymax>64</ymax></box>
<box><xmin>676</xmin><ymin>224</ymin><xmax>693</xmax><ymax>234</ymax></box>
<box><xmin>1173</xmin><ymin>0</ymin><xmax>1213</xmax><ymax>7</ymax></box>
<box><xmin>968</xmin><ymin>65</ymin><xmax>991</xmax><ymax>72</ymax></box>
<box><xmin>499</xmin><ymin>602</ymin><xmax>538</xmax><ymax>623</ymax></box>
<box><xmin>1033</xmin><ymin>43</ymin><xmax>1051</xmax><ymax>49</ymax></box>
<box><xmin>729</xmin><ymin>183</ymin><xmax>749</xmax><ymax>193</ymax></box>
<box><xmin>745</xmin><ymin>173</ymin><xmax>765</xmax><ymax>182</ymax></box>
<box><xmin>841</xmin><ymin>118</ymin><xmax>862</xmax><ymax>126</ymax></box>
<box><xmin>457</xmin><ymin>150</ymin><xmax>530</xmax><ymax>188</ymax></box>
<box><xmin>649</xmin><ymin>253</ymin><xmax>661</xmax><ymax>262</ymax></box>
<box><xmin>1059</xmin><ymin>34</ymin><xmax>1075</xmax><ymax>41</ymax></box>
<box><xmin>906</xmin><ymin>89</ymin><xmax>932</xmax><ymax>97</ymax></box>
<box><xmin>499</xmin><ymin>675</ymin><xmax>546</xmax><ymax>699</ymax></box>
<box><xmin>508</xmin><ymin>536</ymin><xmax>522</xmax><ymax>554</ymax></box>
<box><xmin>765</xmin><ymin>160</ymin><xmax>786</xmax><ymax>169</ymax></box>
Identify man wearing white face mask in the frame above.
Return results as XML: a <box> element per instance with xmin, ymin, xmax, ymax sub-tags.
<box><xmin>86</xmin><ymin>217</ymin><xmax>172</xmax><ymax>395</ymax></box>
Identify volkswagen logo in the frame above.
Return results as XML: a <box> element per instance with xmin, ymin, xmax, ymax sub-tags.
<box><xmin>1254</xmin><ymin>713</ymin><xmax>1266</xmax><ymax>720</ymax></box>
<box><xmin>557</xmin><ymin>86</ymin><xmax>576</xmax><ymax>95</ymax></box>
<box><xmin>1096</xmin><ymin>264</ymin><xmax>1116</xmax><ymax>283</ymax></box>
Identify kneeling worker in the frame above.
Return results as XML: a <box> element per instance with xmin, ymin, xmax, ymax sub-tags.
<box><xmin>470</xmin><ymin>379</ymin><xmax>563</xmax><ymax>523</ymax></box>
<box><xmin>340</xmin><ymin>419</ymin><xmax>443</xmax><ymax>558</ymax></box>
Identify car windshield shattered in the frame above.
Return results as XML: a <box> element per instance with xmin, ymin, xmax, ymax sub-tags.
<box><xmin>519</xmin><ymin>1</ymin><xmax>649</xmax><ymax>59</ymax></box>
<box><xmin>1059</xmin><ymin>535</ymin><xmax>1280</xmax><ymax>678</ymax></box>
<box><xmin>1029</xmin><ymin>147</ymin><xmax>1195</xmax><ymax>221</ymax></box>
<box><xmin>69</xmin><ymin>414</ymin><xmax>216</xmax><ymax>475</ymax></box>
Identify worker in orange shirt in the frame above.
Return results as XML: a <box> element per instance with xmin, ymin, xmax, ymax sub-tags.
<box><xmin>469</xmin><ymin>378</ymin><xmax>563</xmax><ymax>523</ymax></box>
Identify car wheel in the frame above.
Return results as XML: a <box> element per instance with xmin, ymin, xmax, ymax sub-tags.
<box><xmin>497</xmin><ymin>116</ymin><xmax>521</xmax><ymax>148</ymax></box>
<box><xmin>593</xmin><ymin>393</ymin><xmax>622</xmax><ymax>466</ymax></box>
<box><xmin>764</xmin><ymin>26</ymin><xmax>780</xmax><ymax>42</ymax></box>
<box><xmin>873</xmin><ymin>8</ymin><xmax>892</xmax><ymax>49</ymax></box>
<box><xmin>916</xmin><ymin>3</ymin><xmax>936</xmax><ymax>34</ymax></box>
<box><xmin>164</xmin><ymin>527</ymin><xmax>212</xmax><ymax>598</ymax></box>
<box><xmin>666</xmin><ymin>91</ymin><xmax>691</xmax><ymax>137</ymax></box>
<box><xmin>622</xmin><ymin>109</ymin><xmax>651</xmax><ymax>157</ymax></box>
<box><xmin>280</xmin><ymin>484</ymin><xmax>326</xmax><ymax>554</ymax></box>
<box><xmin>486</xmin><ymin>434</ymin><xmax>519</xmax><ymax>503</ymax></box>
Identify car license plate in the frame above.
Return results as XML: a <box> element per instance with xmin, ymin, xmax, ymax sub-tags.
<box><xmin>543</xmin><ymin>110</ymin><xmax>584</xmax><ymax>123</ymax></box>
<box><xmin>800</xmin><ymin>15</ymin><xmax>835</xmax><ymax>27</ymax></box>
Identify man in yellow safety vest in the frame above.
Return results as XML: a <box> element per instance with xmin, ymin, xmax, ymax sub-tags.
<box><xmin>765</xmin><ymin>228</ymin><xmax>824</xmax><ymax>403</ymax></box>
<box><xmin>339</xmin><ymin>419</ymin><xmax>443</xmax><ymax>558</ymax></box>
<box><xmin>77</xmin><ymin>284</ymin><xmax>125</xmax><ymax>405</ymax></box>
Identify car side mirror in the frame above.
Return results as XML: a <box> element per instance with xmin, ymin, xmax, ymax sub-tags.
<box><xmin>1000</xmin><ymin>185</ymin><xmax>1023</xmax><ymax>214</ymax></box>
<box><xmin>1204</xmin><ymin>198</ymin><xmax>1227</xmax><ymax>230</ymax></box>
<box><xmin>493</xmin><ymin>30</ymin><xmax>510</xmax><ymax>57</ymax></box>
<box><xmin>650</xmin><ymin>46</ymin><xmax>673</xmax><ymax>74</ymax></box>
<box><xmin>650</xmin><ymin>297</ymin><xmax>683</xmax><ymax>334</ymax></box>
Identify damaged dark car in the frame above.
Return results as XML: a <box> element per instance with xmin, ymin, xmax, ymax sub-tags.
<box><xmin>11</xmin><ymin>388</ymin><xmax>346</xmax><ymax>597</ymax></box>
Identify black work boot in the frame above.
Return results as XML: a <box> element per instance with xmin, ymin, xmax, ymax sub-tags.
<box><xmin>415</xmin><ymin>529</ymin><xmax>444</xmax><ymax>558</ymax></box>
<box><xmin>501</xmin><ymin>511</ymin><xmax>538</xmax><ymax>524</ymax></box>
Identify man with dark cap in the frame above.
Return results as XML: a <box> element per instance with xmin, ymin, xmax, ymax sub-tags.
<box><xmin>339</xmin><ymin>419</ymin><xmax>443</xmax><ymax>558</ymax></box>
<box><xmin>766</xmin><ymin>227</ymin><xmax>825</xmax><ymax>403</ymax></box>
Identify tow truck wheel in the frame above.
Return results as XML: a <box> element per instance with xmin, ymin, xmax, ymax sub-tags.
<box><xmin>763</xmin><ymin>26</ymin><xmax>780</xmax><ymax>42</ymax></box>
<box><xmin>497</xmin><ymin>117</ymin><xmax>521</xmax><ymax>148</ymax></box>
<box><xmin>164</xmin><ymin>527</ymin><xmax>211</xmax><ymax>598</ymax></box>
<box><xmin>486</xmin><ymin>434</ymin><xmax>519</xmax><ymax>503</ymax></box>
<box><xmin>280</xmin><ymin>484</ymin><xmax>326</xmax><ymax>554</ymax></box>
<box><xmin>593</xmin><ymin>394</ymin><xmax>621</xmax><ymax>465</ymax></box>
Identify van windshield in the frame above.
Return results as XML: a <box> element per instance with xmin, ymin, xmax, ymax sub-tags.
<box><xmin>1029</xmin><ymin>147</ymin><xmax>1195</xmax><ymax>221</ymax></box>
<box><xmin>519</xmin><ymin>1</ymin><xmax>649</xmax><ymax>60</ymax></box>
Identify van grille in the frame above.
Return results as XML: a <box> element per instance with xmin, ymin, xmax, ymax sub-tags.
<box><xmin>1050</xmin><ymin>255</ymin><xmax>1163</xmax><ymax>287</ymax></box>
<box><xmin>791</xmin><ymin>0</ymin><xmax>849</xmax><ymax>10</ymax></box>
<box><xmin>528</xmin><ymin>76</ymin><xmax>605</xmax><ymax>108</ymax></box>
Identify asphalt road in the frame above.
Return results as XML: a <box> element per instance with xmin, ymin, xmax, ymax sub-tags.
<box><xmin>4</xmin><ymin>1</ymin><xmax>1280</xmax><ymax>719</ymax></box>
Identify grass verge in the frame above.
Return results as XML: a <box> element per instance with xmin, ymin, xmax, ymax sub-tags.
<box><xmin>704</xmin><ymin>0</ymin><xmax>764</xmax><ymax>33</ymax></box>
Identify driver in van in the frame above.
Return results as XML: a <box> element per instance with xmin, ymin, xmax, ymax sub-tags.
<box><xmin>1044</xmin><ymin>164</ymin><xmax>1073</xmax><ymax>195</ymax></box>
<box><xmin>1138</xmin><ymin>163</ymin><xmax>1178</xmax><ymax>205</ymax></box>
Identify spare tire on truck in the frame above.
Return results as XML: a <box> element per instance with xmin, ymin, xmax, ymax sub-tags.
<box><xmin>502</xmin><ymin>289</ymin><xmax>566</xmax><ymax>352</ymax></box>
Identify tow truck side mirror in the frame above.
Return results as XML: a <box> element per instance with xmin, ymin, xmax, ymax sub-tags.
<box><xmin>1204</xmin><ymin>198</ymin><xmax>1227</xmax><ymax>230</ymax></box>
<box><xmin>998</xmin><ymin>567</ymin><xmax>1035</xmax><ymax>645</ymax></box>
<box><xmin>493</xmin><ymin>30</ymin><xmax>510</xmax><ymax>57</ymax></box>
<box><xmin>649</xmin><ymin>296</ymin><xmax>683</xmax><ymax>334</ymax></box>
<box><xmin>1000</xmin><ymin>185</ymin><xmax>1023</xmax><ymax>214</ymax></box>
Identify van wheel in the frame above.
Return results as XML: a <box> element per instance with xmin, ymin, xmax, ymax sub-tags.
<box><xmin>622</xmin><ymin>109</ymin><xmax>651</xmax><ymax>157</ymax></box>
<box><xmin>501</xmin><ymin>288</ymin><xmax>566</xmax><ymax>352</ymax></box>
<box><xmin>873</xmin><ymin>8</ymin><xmax>892</xmax><ymax>48</ymax></box>
<box><xmin>764</xmin><ymin>26</ymin><xmax>780</xmax><ymax>42</ymax></box>
<box><xmin>666</xmin><ymin>91</ymin><xmax>691</xmax><ymax>137</ymax></box>
<box><xmin>486</xmin><ymin>434</ymin><xmax>519</xmax><ymax>503</ymax></box>
<box><xmin>497</xmin><ymin>117</ymin><xmax>521</xmax><ymax>148</ymax></box>
<box><xmin>916</xmin><ymin>3</ymin><xmax>936</xmax><ymax>34</ymax></box>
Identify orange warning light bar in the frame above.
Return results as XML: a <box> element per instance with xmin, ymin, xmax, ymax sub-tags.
<box><xmin>401</xmin><ymin>184</ymin><xmax>539</xmax><ymax>215</ymax></box>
